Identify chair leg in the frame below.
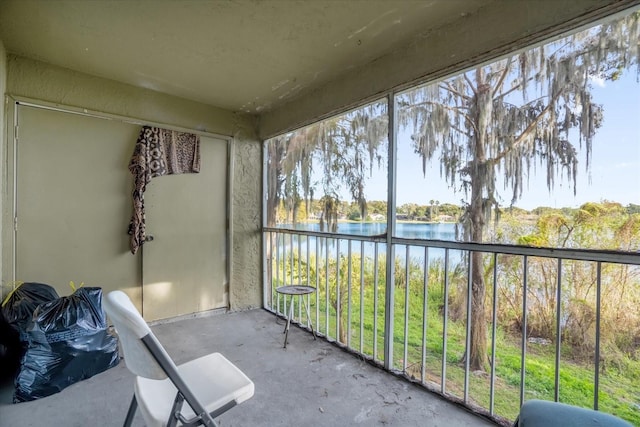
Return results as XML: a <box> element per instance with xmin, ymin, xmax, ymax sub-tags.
<box><xmin>123</xmin><ymin>394</ymin><xmax>138</xmax><ymax>427</ymax></box>
<box><xmin>167</xmin><ymin>392</ymin><xmax>185</xmax><ymax>427</ymax></box>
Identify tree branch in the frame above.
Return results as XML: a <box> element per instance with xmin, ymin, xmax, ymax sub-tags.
<box><xmin>492</xmin><ymin>57</ymin><xmax>513</xmax><ymax>98</ymax></box>
<box><xmin>464</xmin><ymin>73</ymin><xmax>477</xmax><ymax>96</ymax></box>
<box><xmin>440</xmin><ymin>81</ymin><xmax>472</xmax><ymax>101</ymax></box>
<box><xmin>493</xmin><ymin>76</ymin><xmax>533</xmax><ymax>101</ymax></box>
<box><xmin>488</xmin><ymin>89</ymin><xmax>563</xmax><ymax>165</ymax></box>
<box><xmin>407</xmin><ymin>100</ymin><xmax>471</xmax><ymax>111</ymax></box>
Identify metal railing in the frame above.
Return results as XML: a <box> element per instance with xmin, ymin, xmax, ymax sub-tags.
<box><xmin>262</xmin><ymin>227</ymin><xmax>640</xmax><ymax>425</ymax></box>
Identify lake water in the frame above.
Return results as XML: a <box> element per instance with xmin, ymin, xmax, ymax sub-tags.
<box><xmin>283</xmin><ymin>221</ymin><xmax>457</xmax><ymax>240</ymax></box>
<box><xmin>274</xmin><ymin>222</ymin><xmax>464</xmax><ymax>265</ymax></box>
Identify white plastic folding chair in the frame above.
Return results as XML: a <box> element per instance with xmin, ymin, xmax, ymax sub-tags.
<box><xmin>104</xmin><ymin>290</ymin><xmax>254</xmax><ymax>427</ymax></box>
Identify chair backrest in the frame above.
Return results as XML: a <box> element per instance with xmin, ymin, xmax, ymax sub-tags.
<box><xmin>103</xmin><ymin>290</ymin><xmax>172</xmax><ymax>380</ymax></box>
<box><xmin>105</xmin><ymin>291</ymin><xmax>217</xmax><ymax>425</ymax></box>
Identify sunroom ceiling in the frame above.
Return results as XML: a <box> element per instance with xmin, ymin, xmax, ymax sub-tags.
<box><xmin>0</xmin><ymin>0</ymin><xmax>493</xmax><ymax>114</ymax></box>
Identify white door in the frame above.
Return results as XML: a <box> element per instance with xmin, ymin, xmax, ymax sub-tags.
<box><xmin>141</xmin><ymin>136</ymin><xmax>229</xmax><ymax>321</ymax></box>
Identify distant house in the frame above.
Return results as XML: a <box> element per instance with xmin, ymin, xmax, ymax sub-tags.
<box><xmin>370</xmin><ymin>213</ymin><xmax>385</xmax><ymax>221</ymax></box>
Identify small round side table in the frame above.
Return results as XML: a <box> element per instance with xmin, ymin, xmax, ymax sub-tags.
<box><xmin>275</xmin><ymin>285</ymin><xmax>317</xmax><ymax>348</ymax></box>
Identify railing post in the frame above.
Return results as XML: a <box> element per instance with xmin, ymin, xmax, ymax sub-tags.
<box><xmin>403</xmin><ymin>245</ymin><xmax>410</xmax><ymax>374</ymax></box>
<box><xmin>421</xmin><ymin>247</ymin><xmax>429</xmax><ymax>384</ymax></box>
<box><xmin>347</xmin><ymin>240</ymin><xmax>353</xmax><ymax>348</ymax></box>
<box><xmin>336</xmin><ymin>239</ymin><xmax>341</xmax><ymax>342</ymax></box>
<box><xmin>261</xmin><ymin>142</ymin><xmax>268</xmax><ymax>310</ymax></box>
<box><xmin>441</xmin><ymin>249</ymin><xmax>450</xmax><ymax>394</ymax></box>
<box><xmin>276</xmin><ymin>233</ymin><xmax>281</xmax><ymax>313</ymax></box>
<box><xmin>384</xmin><ymin>93</ymin><xmax>398</xmax><ymax>370</ymax></box>
<box><xmin>489</xmin><ymin>253</ymin><xmax>498</xmax><ymax>415</ymax></box>
<box><xmin>554</xmin><ymin>258</ymin><xmax>562</xmax><ymax>402</ymax></box>
<box><xmin>373</xmin><ymin>243</ymin><xmax>380</xmax><ymax>362</ymax></box>
<box><xmin>464</xmin><ymin>251</ymin><xmax>473</xmax><ymax>403</ymax></box>
<box><xmin>315</xmin><ymin>236</ymin><xmax>320</xmax><ymax>332</ymax></box>
<box><xmin>520</xmin><ymin>255</ymin><xmax>529</xmax><ymax>408</ymax></box>
<box><xmin>360</xmin><ymin>241</ymin><xmax>365</xmax><ymax>353</ymax></box>
<box><xmin>325</xmin><ymin>237</ymin><xmax>330</xmax><ymax>336</ymax></box>
<box><xmin>594</xmin><ymin>262</ymin><xmax>602</xmax><ymax>410</ymax></box>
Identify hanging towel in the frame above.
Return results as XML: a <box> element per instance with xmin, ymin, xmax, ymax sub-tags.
<box><xmin>128</xmin><ymin>126</ymin><xmax>200</xmax><ymax>254</ymax></box>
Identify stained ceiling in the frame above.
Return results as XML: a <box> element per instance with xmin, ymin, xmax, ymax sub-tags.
<box><xmin>0</xmin><ymin>0</ymin><xmax>494</xmax><ymax>114</ymax></box>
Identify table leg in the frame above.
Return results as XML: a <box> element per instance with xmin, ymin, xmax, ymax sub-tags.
<box><xmin>282</xmin><ymin>295</ymin><xmax>290</xmax><ymax>334</ymax></box>
<box><xmin>284</xmin><ymin>295</ymin><xmax>295</xmax><ymax>348</ymax></box>
<box><xmin>303</xmin><ymin>294</ymin><xmax>317</xmax><ymax>340</ymax></box>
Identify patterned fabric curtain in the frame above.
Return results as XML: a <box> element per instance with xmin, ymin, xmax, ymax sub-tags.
<box><xmin>128</xmin><ymin>126</ymin><xmax>200</xmax><ymax>254</ymax></box>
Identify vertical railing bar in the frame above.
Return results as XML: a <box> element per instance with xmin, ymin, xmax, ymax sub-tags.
<box><xmin>290</xmin><ymin>233</ymin><xmax>295</xmax><ymax>283</ymax></box>
<box><xmin>441</xmin><ymin>248</ymin><xmax>450</xmax><ymax>395</ymax></box>
<box><xmin>325</xmin><ymin>237</ymin><xmax>330</xmax><ymax>337</ymax></box>
<box><xmin>464</xmin><ymin>251</ymin><xmax>473</xmax><ymax>404</ymax></box>
<box><xmin>306</xmin><ymin>236</ymin><xmax>310</xmax><ymax>287</ymax></box>
<box><xmin>289</xmin><ymin>233</ymin><xmax>293</xmax><ymax>317</ymax></box>
<box><xmin>298</xmin><ymin>233</ymin><xmax>302</xmax><ymax>284</ymax></box>
<box><xmin>269</xmin><ymin>232</ymin><xmax>274</xmax><ymax>310</ymax></box>
<box><xmin>276</xmin><ymin>233</ymin><xmax>280</xmax><ymax>314</ymax></box>
<box><xmin>262</xmin><ymin>228</ymin><xmax>267</xmax><ymax>310</ymax></box>
<box><xmin>520</xmin><ymin>255</ymin><xmax>529</xmax><ymax>409</ymax></box>
<box><xmin>263</xmin><ymin>231</ymin><xmax>268</xmax><ymax>309</ymax></box>
<box><xmin>287</xmin><ymin>233</ymin><xmax>292</xmax><ymax>317</ymax></box>
<box><xmin>490</xmin><ymin>253</ymin><xmax>498</xmax><ymax>416</ymax></box>
<box><xmin>282</xmin><ymin>233</ymin><xmax>287</xmax><ymax>316</ymax></box>
<box><xmin>360</xmin><ymin>241</ymin><xmax>365</xmax><ymax>354</ymax></box>
<box><xmin>336</xmin><ymin>239</ymin><xmax>341</xmax><ymax>343</ymax></box>
<box><xmin>403</xmin><ymin>245</ymin><xmax>410</xmax><ymax>374</ymax></box>
<box><xmin>273</xmin><ymin>232</ymin><xmax>277</xmax><ymax>310</ymax></box>
<box><xmin>421</xmin><ymin>246</ymin><xmax>429</xmax><ymax>384</ymax></box>
<box><xmin>554</xmin><ymin>258</ymin><xmax>562</xmax><ymax>402</ymax></box>
<box><xmin>316</xmin><ymin>236</ymin><xmax>320</xmax><ymax>333</ymax></box>
<box><xmin>594</xmin><ymin>261</ymin><xmax>602</xmax><ymax>410</ymax></box>
<box><xmin>298</xmin><ymin>234</ymin><xmax>302</xmax><ymax>320</ymax></box>
<box><xmin>347</xmin><ymin>240</ymin><xmax>353</xmax><ymax>349</ymax></box>
<box><xmin>384</xmin><ymin>242</ymin><xmax>396</xmax><ymax>370</ymax></box>
<box><xmin>305</xmin><ymin>236</ymin><xmax>310</xmax><ymax>326</ymax></box>
<box><xmin>374</xmin><ymin>243</ymin><xmax>380</xmax><ymax>362</ymax></box>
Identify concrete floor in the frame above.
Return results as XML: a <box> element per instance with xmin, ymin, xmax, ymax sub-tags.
<box><xmin>0</xmin><ymin>309</ymin><xmax>498</xmax><ymax>427</ymax></box>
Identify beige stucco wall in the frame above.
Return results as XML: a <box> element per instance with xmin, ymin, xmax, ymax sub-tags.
<box><xmin>259</xmin><ymin>0</ymin><xmax>636</xmax><ymax>138</ymax></box>
<box><xmin>4</xmin><ymin>55</ymin><xmax>262</xmax><ymax>310</ymax></box>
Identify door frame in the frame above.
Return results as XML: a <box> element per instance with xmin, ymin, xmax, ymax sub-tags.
<box><xmin>3</xmin><ymin>96</ymin><xmax>235</xmax><ymax>312</ymax></box>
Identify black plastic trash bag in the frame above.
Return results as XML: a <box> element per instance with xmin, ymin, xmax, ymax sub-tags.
<box><xmin>14</xmin><ymin>287</ymin><xmax>119</xmax><ymax>402</ymax></box>
<box><xmin>1</xmin><ymin>282</ymin><xmax>59</xmax><ymax>384</ymax></box>
<box><xmin>2</xmin><ymin>282</ymin><xmax>59</xmax><ymax>338</ymax></box>
<box><xmin>0</xmin><ymin>309</ymin><xmax>22</xmax><ymax>383</ymax></box>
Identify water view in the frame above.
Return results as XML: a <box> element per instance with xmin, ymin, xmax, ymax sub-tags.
<box><xmin>281</xmin><ymin>221</ymin><xmax>457</xmax><ymax>240</ymax></box>
<box><xmin>275</xmin><ymin>222</ymin><xmax>463</xmax><ymax>266</ymax></box>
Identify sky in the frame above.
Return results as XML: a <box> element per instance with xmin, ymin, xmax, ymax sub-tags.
<box><xmin>359</xmin><ymin>71</ymin><xmax>640</xmax><ymax>210</ymax></box>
